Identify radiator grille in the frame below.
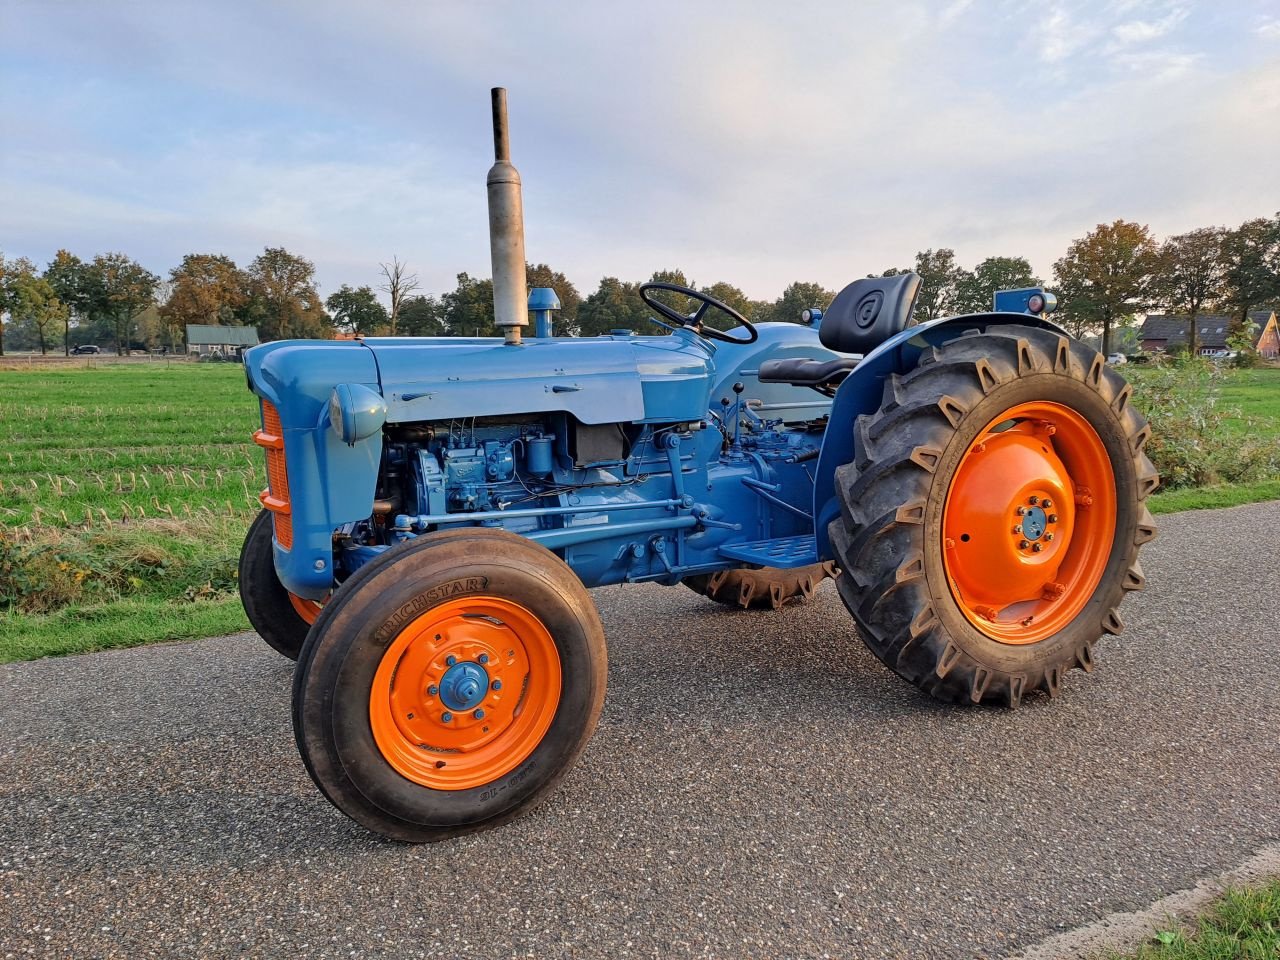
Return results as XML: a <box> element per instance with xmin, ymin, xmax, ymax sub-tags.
<box><xmin>253</xmin><ymin>400</ymin><xmax>293</xmax><ymax>549</ymax></box>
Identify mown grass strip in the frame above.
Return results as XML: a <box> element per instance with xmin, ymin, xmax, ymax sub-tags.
<box><xmin>0</xmin><ymin>597</ymin><xmax>249</xmax><ymax>664</ymax></box>
<box><xmin>1149</xmin><ymin>479</ymin><xmax>1280</xmax><ymax>514</ymax></box>
<box><xmin>1105</xmin><ymin>879</ymin><xmax>1280</xmax><ymax>959</ymax></box>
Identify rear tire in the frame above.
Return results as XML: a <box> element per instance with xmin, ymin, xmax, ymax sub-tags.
<box><xmin>292</xmin><ymin>528</ymin><xmax>607</xmax><ymax>842</ymax></box>
<box><xmin>683</xmin><ymin>562</ymin><xmax>837</xmax><ymax>610</ymax></box>
<box><xmin>238</xmin><ymin>508</ymin><xmax>313</xmax><ymax>660</ymax></box>
<box><xmin>830</xmin><ymin>325</ymin><xmax>1158</xmax><ymax>706</ymax></box>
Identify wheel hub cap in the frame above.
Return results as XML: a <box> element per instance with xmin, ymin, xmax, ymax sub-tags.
<box><xmin>439</xmin><ymin>661</ymin><xmax>490</xmax><ymax>712</ymax></box>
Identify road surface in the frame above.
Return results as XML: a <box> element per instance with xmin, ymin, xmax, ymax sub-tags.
<box><xmin>2</xmin><ymin>502</ymin><xmax>1278</xmax><ymax>958</ymax></box>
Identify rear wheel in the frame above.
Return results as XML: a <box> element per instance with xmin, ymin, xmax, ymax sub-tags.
<box><xmin>830</xmin><ymin>325</ymin><xmax>1158</xmax><ymax>706</ymax></box>
<box><xmin>238</xmin><ymin>508</ymin><xmax>320</xmax><ymax>660</ymax></box>
<box><xmin>292</xmin><ymin>528</ymin><xmax>607</xmax><ymax>842</ymax></box>
<box><xmin>683</xmin><ymin>562</ymin><xmax>838</xmax><ymax>610</ymax></box>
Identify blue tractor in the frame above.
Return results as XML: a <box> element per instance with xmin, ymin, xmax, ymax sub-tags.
<box><xmin>239</xmin><ymin>90</ymin><xmax>1157</xmax><ymax>841</ymax></box>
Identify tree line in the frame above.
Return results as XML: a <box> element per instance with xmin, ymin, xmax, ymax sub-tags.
<box><xmin>1</xmin><ymin>213</ymin><xmax>1276</xmax><ymax>356</ymax></box>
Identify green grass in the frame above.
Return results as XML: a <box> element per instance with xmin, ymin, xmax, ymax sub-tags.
<box><xmin>1106</xmin><ymin>880</ymin><xmax>1280</xmax><ymax>959</ymax></box>
<box><xmin>0</xmin><ymin>597</ymin><xmax>248</xmax><ymax>664</ymax></box>
<box><xmin>1150</xmin><ymin>478</ymin><xmax>1280</xmax><ymax>513</ymax></box>
<box><xmin>1</xmin><ymin>364</ymin><xmax>260</xmax><ymax>661</ymax></box>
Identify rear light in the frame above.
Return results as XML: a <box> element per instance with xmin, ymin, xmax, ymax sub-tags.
<box><xmin>253</xmin><ymin>400</ymin><xmax>293</xmax><ymax>549</ymax></box>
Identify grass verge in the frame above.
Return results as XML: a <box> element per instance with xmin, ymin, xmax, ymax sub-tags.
<box><xmin>1106</xmin><ymin>880</ymin><xmax>1280</xmax><ymax>959</ymax></box>
<box><xmin>1149</xmin><ymin>478</ymin><xmax>1280</xmax><ymax>514</ymax></box>
<box><xmin>0</xmin><ymin>596</ymin><xmax>249</xmax><ymax>664</ymax></box>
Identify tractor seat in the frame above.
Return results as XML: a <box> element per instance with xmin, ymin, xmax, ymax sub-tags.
<box><xmin>757</xmin><ymin>355</ymin><xmax>862</xmax><ymax>389</ymax></box>
<box><xmin>758</xmin><ymin>272</ymin><xmax>923</xmax><ymax>391</ymax></box>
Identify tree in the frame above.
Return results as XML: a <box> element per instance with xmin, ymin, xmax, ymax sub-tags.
<box><xmin>910</xmin><ymin>249</ymin><xmax>964</xmax><ymax>322</ymax></box>
<box><xmin>325</xmin><ymin>284</ymin><xmax>389</xmax><ymax>334</ymax></box>
<box><xmin>84</xmin><ymin>253</ymin><xmax>159</xmax><ymax>354</ymax></box>
<box><xmin>441</xmin><ymin>272</ymin><xmax>495</xmax><ymax>336</ymax></box>
<box><xmin>44</xmin><ymin>250</ymin><xmax>92</xmax><ymax>355</ymax></box>
<box><xmin>575</xmin><ymin>277</ymin><xmax>651</xmax><ymax>337</ymax></box>
<box><xmin>379</xmin><ymin>257</ymin><xmax>420</xmax><ymax>335</ymax></box>
<box><xmin>526</xmin><ymin>263</ymin><xmax>582</xmax><ymax>334</ymax></box>
<box><xmin>8</xmin><ymin>272</ymin><xmax>69</xmax><ymax>354</ymax></box>
<box><xmin>698</xmin><ymin>281</ymin><xmax>752</xmax><ymax>331</ymax></box>
<box><xmin>952</xmin><ymin>256</ymin><xmax>1041</xmax><ymax>315</ymax></box>
<box><xmin>1155</xmin><ymin>227</ymin><xmax>1226</xmax><ymax>356</ymax></box>
<box><xmin>245</xmin><ymin>247</ymin><xmax>327</xmax><ymax>340</ymax></box>
<box><xmin>161</xmin><ymin>254</ymin><xmax>248</xmax><ymax>349</ymax></box>
<box><xmin>1219</xmin><ymin>215</ymin><xmax>1280</xmax><ymax>325</ymax></box>
<box><xmin>762</xmin><ymin>281</ymin><xmax>837</xmax><ymax>326</ymax></box>
<box><xmin>1053</xmin><ymin>220</ymin><xmax>1158</xmax><ymax>355</ymax></box>
<box><xmin>398</xmin><ymin>295</ymin><xmax>446</xmax><ymax>336</ymax></box>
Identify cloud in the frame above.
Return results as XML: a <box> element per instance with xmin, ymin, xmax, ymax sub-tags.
<box><xmin>1112</xmin><ymin>6</ymin><xmax>1189</xmax><ymax>45</ymax></box>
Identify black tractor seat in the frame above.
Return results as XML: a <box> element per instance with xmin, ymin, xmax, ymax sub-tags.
<box><xmin>757</xmin><ymin>272</ymin><xmax>923</xmax><ymax>393</ymax></box>
<box><xmin>758</xmin><ymin>355</ymin><xmax>861</xmax><ymax>390</ymax></box>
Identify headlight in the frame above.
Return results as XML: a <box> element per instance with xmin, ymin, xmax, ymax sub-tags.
<box><xmin>329</xmin><ymin>383</ymin><xmax>387</xmax><ymax>445</ymax></box>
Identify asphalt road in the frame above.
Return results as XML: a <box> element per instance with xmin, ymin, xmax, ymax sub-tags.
<box><xmin>2</xmin><ymin>502</ymin><xmax>1278</xmax><ymax>960</ymax></box>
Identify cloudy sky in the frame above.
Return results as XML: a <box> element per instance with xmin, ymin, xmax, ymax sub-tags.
<box><xmin>2</xmin><ymin>0</ymin><xmax>1278</xmax><ymax>303</ymax></box>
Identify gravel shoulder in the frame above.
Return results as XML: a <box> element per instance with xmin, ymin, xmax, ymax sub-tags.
<box><xmin>2</xmin><ymin>502</ymin><xmax>1278</xmax><ymax>959</ymax></box>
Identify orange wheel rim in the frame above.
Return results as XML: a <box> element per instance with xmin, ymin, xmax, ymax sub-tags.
<box><xmin>942</xmin><ymin>401</ymin><xmax>1116</xmax><ymax>644</ymax></box>
<box><xmin>288</xmin><ymin>592</ymin><xmax>325</xmax><ymax>625</ymax></box>
<box><xmin>369</xmin><ymin>596</ymin><xmax>562</xmax><ymax>791</ymax></box>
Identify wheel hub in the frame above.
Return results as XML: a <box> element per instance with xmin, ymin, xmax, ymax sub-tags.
<box><xmin>1020</xmin><ymin>505</ymin><xmax>1048</xmax><ymax>541</ymax></box>
<box><xmin>439</xmin><ymin>661</ymin><xmax>490</xmax><ymax>712</ymax></box>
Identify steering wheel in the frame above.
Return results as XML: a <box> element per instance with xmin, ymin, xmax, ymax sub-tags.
<box><xmin>638</xmin><ymin>282</ymin><xmax>758</xmax><ymax>344</ymax></box>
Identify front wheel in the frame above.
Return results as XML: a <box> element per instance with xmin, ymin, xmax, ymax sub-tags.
<box><xmin>830</xmin><ymin>325</ymin><xmax>1158</xmax><ymax>706</ymax></box>
<box><xmin>292</xmin><ymin>528</ymin><xmax>607</xmax><ymax>842</ymax></box>
<box><xmin>238</xmin><ymin>508</ymin><xmax>321</xmax><ymax>660</ymax></box>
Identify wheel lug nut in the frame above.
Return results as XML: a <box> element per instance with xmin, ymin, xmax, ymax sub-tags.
<box><xmin>473</xmin><ymin>709</ymin><xmax>485</xmax><ymax>719</ymax></box>
<box><xmin>441</xmin><ymin>712</ymin><xmax>453</xmax><ymax>723</ymax></box>
<box><xmin>445</xmin><ymin>655</ymin><xmax>457</xmax><ymax>666</ymax></box>
<box><xmin>1029</xmin><ymin>496</ymin><xmax>1039</xmax><ymax>505</ymax></box>
<box><xmin>1042</xmin><ymin>498</ymin><xmax>1053</xmax><ymax>509</ymax></box>
<box><xmin>1018</xmin><ymin>539</ymin><xmax>1030</xmax><ymax>549</ymax></box>
<box><xmin>1044</xmin><ymin>533</ymin><xmax>1054</xmax><ymax>542</ymax></box>
<box><xmin>1032</xmin><ymin>543</ymin><xmax>1043</xmax><ymax>553</ymax></box>
<box><xmin>478</xmin><ymin>653</ymin><xmax>489</xmax><ymax>664</ymax></box>
<box><xmin>1048</xmin><ymin>514</ymin><xmax>1059</xmax><ymax>523</ymax></box>
<box><xmin>1012</xmin><ymin>525</ymin><xmax>1022</xmax><ymax>535</ymax></box>
<box><xmin>427</xmin><ymin>685</ymin><xmax>438</xmax><ymax>696</ymax></box>
<box><xmin>1015</xmin><ymin>506</ymin><xmax>1026</xmax><ymax>516</ymax></box>
<box><xmin>491</xmin><ymin>680</ymin><xmax>502</xmax><ymax>691</ymax></box>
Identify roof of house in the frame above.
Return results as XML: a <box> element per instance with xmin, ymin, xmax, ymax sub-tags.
<box><xmin>185</xmin><ymin>324</ymin><xmax>260</xmax><ymax>346</ymax></box>
<box><xmin>1139</xmin><ymin>311</ymin><xmax>1276</xmax><ymax>349</ymax></box>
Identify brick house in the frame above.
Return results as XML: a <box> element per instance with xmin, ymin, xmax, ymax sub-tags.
<box><xmin>1138</xmin><ymin>310</ymin><xmax>1279</xmax><ymax>358</ymax></box>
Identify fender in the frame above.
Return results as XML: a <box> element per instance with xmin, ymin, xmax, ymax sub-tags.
<box><xmin>813</xmin><ymin>312</ymin><xmax>1069</xmax><ymax>559</ymax></box>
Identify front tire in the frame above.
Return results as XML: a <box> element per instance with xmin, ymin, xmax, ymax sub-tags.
<box><xmin>830</xmin><ymin>326</ymin><xmax>1158</xmax><ymax>706</ymax></box>
<box><xmin>238</xmin><ymin>508</ymin><xmax>318</xmax><ymax>660</ymax></box>
<box><xmin>292</xmin><ymin>528</ymin><xmax>607</xmax><ymax>842</ymax></box>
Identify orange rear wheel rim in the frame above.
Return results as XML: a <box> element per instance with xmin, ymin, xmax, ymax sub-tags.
<box><xmin>942</xmin><ymin>401</ymin><xmax>1116</xmax><ymax>645</ymax></box>
<box><xmin>288</xmin><ymin>592</ymin><xmax>325</xmax><ymax>625</ymax></box>
<box><xmin>369</xmin><ymin>596</ymin><xmax>562</xmax><ymax>791</ymax></box>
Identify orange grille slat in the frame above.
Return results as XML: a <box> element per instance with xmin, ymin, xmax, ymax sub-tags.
<box><xmin>253</xmin><ymin>400</ymin><xmax>293</xmax><ymax>549</ymax></box>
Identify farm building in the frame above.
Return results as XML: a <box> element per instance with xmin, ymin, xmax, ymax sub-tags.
<box><xmin>1138</xmin><ymin>310</ymin><xmax>1279</xmax><ymax>358</ymax></box>
<box><xmin>185</xmin><ymin>324</ymin><xmax>260</xmax><ymax>357</ymax></box>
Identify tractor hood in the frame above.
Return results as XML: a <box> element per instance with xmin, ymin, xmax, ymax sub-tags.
<box><xmin>245</xmin><ymin>333</ymin><xmax>717</xmax><ymax>428</ymax></box>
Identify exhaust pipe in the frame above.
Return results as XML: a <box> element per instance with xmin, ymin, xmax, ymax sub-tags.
<box><xmin>487</xmin><ymin>87</ymin><xmax>528</xmax><ymax>345</ymax></box>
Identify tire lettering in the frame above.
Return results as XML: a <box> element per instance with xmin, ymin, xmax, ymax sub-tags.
<box><xmin>371</xmin><ymin>576</ymin><xmax>489</xmax><ymax>646</ymax></box>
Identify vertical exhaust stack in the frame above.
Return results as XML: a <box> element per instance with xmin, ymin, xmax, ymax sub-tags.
<box><xmin>487</xmin><ymin>87</ymin><xmax>528</xmax><ymax>345</ymax></box>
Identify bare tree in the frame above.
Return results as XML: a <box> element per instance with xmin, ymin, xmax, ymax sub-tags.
<box><xmin>379</xmin><ymin>257</ymin><xmax>420</xmax><ymax>336</ymax></box>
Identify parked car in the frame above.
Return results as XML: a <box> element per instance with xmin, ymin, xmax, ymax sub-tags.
<box><xmin>70</xmin><ymin>345</ymin><xmax>101</xmax><ymax>355</ymax></box>
<box><xmin>1106</xmin><ymin>352</ymin><xmax>1127</xmax><ymax>365</ymax></box>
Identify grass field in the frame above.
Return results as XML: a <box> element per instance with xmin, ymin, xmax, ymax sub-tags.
<box><xmin>1</xmin><ymin>365</ymin><xmax>260</xmax><ymax>660</ymax></box>
<box><xmin>1</xmin><ymin>361</ymin><xmax>1277</xmax><ymax>663</ymax></box>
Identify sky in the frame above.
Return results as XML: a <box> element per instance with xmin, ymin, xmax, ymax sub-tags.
<box><xmin>2</xmin><ymin>0</ymin><xmax>1278</xmax><ymax>305</ymax></box>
